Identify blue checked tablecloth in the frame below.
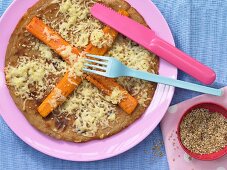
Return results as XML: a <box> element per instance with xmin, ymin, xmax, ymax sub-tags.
<box><xmin>0</xmin><ymin>0</ymin><xmax>227</xmax><ymax>169</ymax></box>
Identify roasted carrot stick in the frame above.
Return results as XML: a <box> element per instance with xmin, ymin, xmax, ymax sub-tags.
<box><xmin>84</xmin><ymin>21</ymin><xmax>138</xmax><ymax>114</ymax></box>
<box><xmin>84</xmin><ymin>10</ymin><xmax>137</xmax><ymax>114</ymax></box>
<box><xmin>26</xmin><ymin>17</ymin><xmax>80</xmax><ymax>64</ymax></box>
<box><xmin>38</xmin><ymin>72</ymin><xmax>82</xmax><ymax>117</ymax></box>
<box><xmin>26</xmin><ymin>17</ymin><xmax>83</xmax><ymax>117</ymax></box>
<box><xmin>88</xmin><ymin>75</ymin><xmax>138</xmax><ymax>114</ymax></box>
<box><xmin>86</xmin><ymin>75</ymin><xmax>111</xmax><ymax>95</ymax></box>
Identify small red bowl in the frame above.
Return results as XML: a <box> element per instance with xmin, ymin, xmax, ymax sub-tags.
<box><xmin>177</xmin><ymin>102</ymin><xmax>227</xmax><ymax>160</ymax></box>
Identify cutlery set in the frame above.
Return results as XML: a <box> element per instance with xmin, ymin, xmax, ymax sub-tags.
<box><xmin>84</xmin><ymin>3</ymin><xmax>222</xmax><ymax>96</ymax></box>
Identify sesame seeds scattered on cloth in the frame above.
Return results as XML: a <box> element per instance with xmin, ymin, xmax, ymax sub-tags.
<box><xmin>144</xmin><ymin>139</ymin><xmax>165</xmax><ymax>160</ymax></box>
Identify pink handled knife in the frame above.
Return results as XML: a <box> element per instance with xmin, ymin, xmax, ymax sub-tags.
<box><xmin>90</xmin><ymin>3</ymin><xmax>216</xmax><ymax>85</ymax></box>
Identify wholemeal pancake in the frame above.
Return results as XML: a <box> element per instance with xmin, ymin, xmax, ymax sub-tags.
<box><xmin>4</xmin><ymin>0</ymin><xmax>159</xmax><ymax>142</ymax></box>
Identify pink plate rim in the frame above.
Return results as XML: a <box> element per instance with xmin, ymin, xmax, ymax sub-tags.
<box><xmin>0</xmin><ymin>0</ymin><xmax>177</xmax><ymax>161</ymax></box>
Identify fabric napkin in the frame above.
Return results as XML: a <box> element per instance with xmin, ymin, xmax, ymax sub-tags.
<box><xmin>161</xmin><ymin>87</ymin><xmax>227</xmax><ymax>170</ymax></box>
<box><xmin>1</xmin><ymin>0</ymin><xmax>227</xmax><ymax>170</ymax></box>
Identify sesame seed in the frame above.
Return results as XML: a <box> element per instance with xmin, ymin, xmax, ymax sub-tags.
<box><xmin>180</xmin><ymin>108</ymin><xmax>227</xmax><ymax>154</ymax></box>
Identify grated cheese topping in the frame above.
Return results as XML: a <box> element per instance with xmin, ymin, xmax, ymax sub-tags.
<box><xmin>5</xmin><ymin>42</ymin><xmax>68</xmax><ymax>100</ymax></box>
<box><xmin>116</xmin><ymin>77</ymin><xmax>153</xmax><ymax>107</ymax></box>
<box><xmin>105</xmin><ymin>87</ymin><xmax>126</xmax><ymax>104</ymax></box>
<box><xmin>68</xmin><ymin>56</ymin><xmax>85</xmax><ymax>78</ymax></box>
<box><xmin>59</xmin><ymin>80</ymin><xmax>116</xmax><ymax>137</ymax></box>
<box><xmin>43</xmin><ymin>0</ymin><xmax>103</xmax><ymax>48</ymax></box>
<box><xmin>107</xmin><ymin>37</ymin><xmax>156</xmax><ymax>72</ymax></box>
<box><xmin>5</xmin><ymin>0</ymin><xmax>158</xmax><ymax>137</ymax></box>
<box><xmin>90</xmin><ymin>29</ymin><xmax>114</xmax><ymax>48</ymax></box>
<box><xmin>57</xmin><ymin>45</ymin><xmax>79</xmax><ymax>63</ymax></box>
<box><xmin>48</xmin><ymin>88</ymin><xmax>66</xmax><ymax>108</ymax></box>
<box><xmin>43</xmin><ymin>27</ymin><xmax>59</xmax><ymax>41</ymax></box>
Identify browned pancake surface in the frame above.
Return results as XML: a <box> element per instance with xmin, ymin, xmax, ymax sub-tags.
<box><xmin>5</xmin><ymin>0</ymin><xmax>159</xmax><ymax>142</ymax></box>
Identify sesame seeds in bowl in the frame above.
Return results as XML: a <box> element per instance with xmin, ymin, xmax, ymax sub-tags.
<box><xmin>177</xmin><ymin>103</ymin><xmax>227</xmax><ymax>160</ymax></box>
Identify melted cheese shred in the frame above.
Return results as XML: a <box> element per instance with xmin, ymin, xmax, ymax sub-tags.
<box><xmin>90</xmin><ymin>29</ymin><xmax>114</xmax><ymax>48</ymax></box>
<box><xmin>5</xmin><ymin>43</ymin><xmax>68</xmax><ymax>100</ymax></box>
<box><xmin>43</xmin><ymin>0</ymin><xmax>103</xmax><ymax>48</ymax></box>
<box><xmin>105</xmin><ymin>87</ymin><xmax>126</xmax><ymax>105</ymax></box>
<box><xmin>117</xmin><ymin>77</ymin><xmax>153</xmax><ymax>107</ymax></box>
<box><xmin>107</xmin><ymin>37</ymin><xmax>156</xmax><ymax>72</ymax></box>
<box><xmin>68</xmin><ymin>57</ymin><xmax>85</xmax><ymax>78</ymax></box>
<box><xmin>59</xmin><ymin>80</ymin><xmax>116</xmax><ymax>137</ymax></box>
<box><xmin>48</xmin><ymin>88</ymin><xmax>67</xmax><ymax>108</ymax></box>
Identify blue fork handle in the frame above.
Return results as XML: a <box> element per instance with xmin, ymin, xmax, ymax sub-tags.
<box><xmin>126</xmin><ymin>69</ymin><xmax>222</xmax><ymax>96</ymax></box>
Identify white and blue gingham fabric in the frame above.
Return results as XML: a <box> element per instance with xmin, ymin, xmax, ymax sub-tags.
<box><xmin>1</xmin><ymin>0</ymin><xmax>226</xmax><ymax>169</ymax></box>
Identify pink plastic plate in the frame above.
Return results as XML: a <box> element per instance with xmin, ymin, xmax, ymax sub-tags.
<box><xmin>0</xmin><ymin>0</ymin><xmax>177</xmax><ymax>161</ymax></box>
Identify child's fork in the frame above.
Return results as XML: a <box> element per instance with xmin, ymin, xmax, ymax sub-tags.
<box><xmin>83</xmin><ymin>54</ymin><xmax>223</xmax><ymax>96</ymax></box>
